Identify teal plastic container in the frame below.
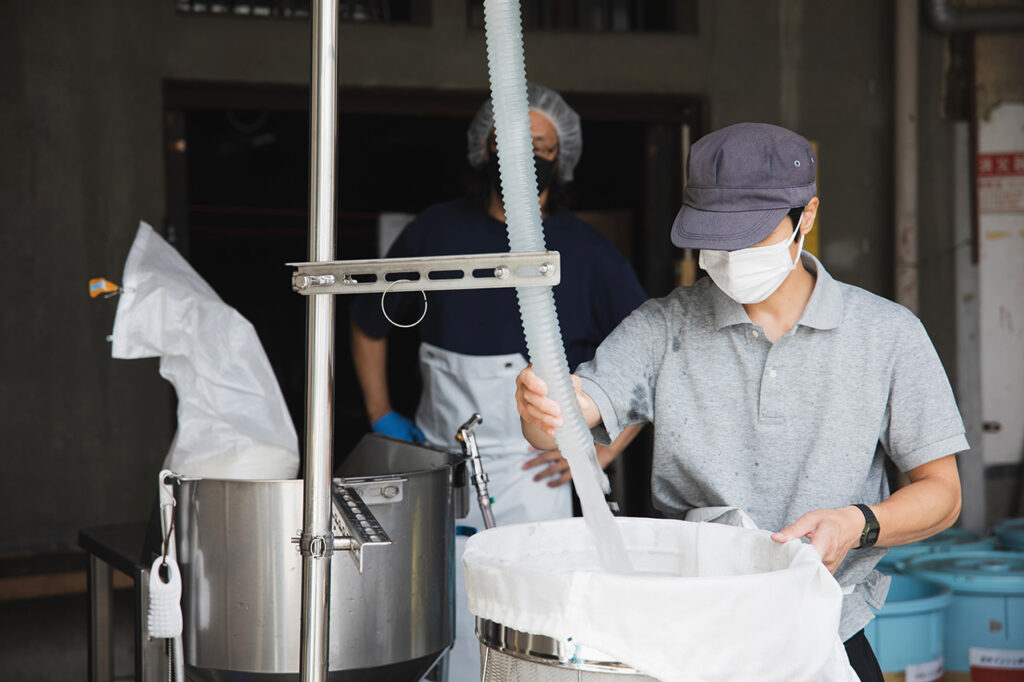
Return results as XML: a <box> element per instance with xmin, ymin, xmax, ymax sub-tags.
<box><xmin>995</xmin><ymin>518</ymin><xmax>1024</xmax><ymax>551</ymax></box>
<box><xmin>904</xmin><ymin>551</ymin><xmax>1024</xmax><ymax>675</ymax></box>
<box><xmin>864</xmin><ymin>574</ymin><xmax>952</xmax><ymax>675</ymax></box>
<box><xmin>876</xmin><ymin>528</ymin><xmax>995</xmax><ymax>573</ymax></box>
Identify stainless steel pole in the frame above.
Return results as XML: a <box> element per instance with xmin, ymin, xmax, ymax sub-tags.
<box><xmin>300</xmin><ymin>0</ymin><xmax>339</xmax><ymax>680</ymax></box>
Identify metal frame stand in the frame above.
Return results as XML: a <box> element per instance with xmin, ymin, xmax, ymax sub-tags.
<box><xmin>88</xmin><ymin>555</ymin><xmax>114</xmax><ymax>682</ymax></box>
<box><xmin>81</xmin><ymin>524</ymin><xmax>166</xmax><ymax>682</ymax></box>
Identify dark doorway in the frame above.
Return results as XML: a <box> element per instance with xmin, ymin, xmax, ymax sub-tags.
<box><xmin>164</xmin><ymin>82</ymin><xmax>700</xmax><ymax>516</ymax></box>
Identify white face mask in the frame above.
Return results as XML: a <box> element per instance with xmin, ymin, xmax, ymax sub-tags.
<box><xmin>699</xmin><ymin>211</ymin><xmax>805</xmax><ymax>304</ymax></box>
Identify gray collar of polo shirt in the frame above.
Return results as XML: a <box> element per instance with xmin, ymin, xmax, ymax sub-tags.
<box><xmin>710</xmin><ymin>253</ymin><xmax>844</xmax><ymax>332</ymax></box>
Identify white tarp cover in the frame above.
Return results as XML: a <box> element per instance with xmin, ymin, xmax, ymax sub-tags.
<box><xmin>464</xmin><ymin>517</ymin><xmax>858</xmax><ymax>682</ymax></box>
<box><xmin>111</xmin><ymin>221</ymin><xmax>299</xmax><ymax>479</ymax></box>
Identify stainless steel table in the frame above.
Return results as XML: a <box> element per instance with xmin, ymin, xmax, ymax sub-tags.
<box><xmin>79</xmin><ymin>523</ymin><xmax>166</xmax><ymax>682</ymax></box>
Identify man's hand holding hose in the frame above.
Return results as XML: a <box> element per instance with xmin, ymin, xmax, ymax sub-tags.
<box><xmin>516</xmin><ymin>364</ymin><xmax>643</xmax><ymax>486</ymax></box>
<box><xmin>515</xmin><ymin>364</ymin><xmax>601</xmax><ymax>450</ymax></box>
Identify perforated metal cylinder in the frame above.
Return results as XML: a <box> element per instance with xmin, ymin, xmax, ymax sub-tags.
<box><xmin>480</xmin><ymin>644</ymin><xmax>657</xmax><ymax>681</ymax></box>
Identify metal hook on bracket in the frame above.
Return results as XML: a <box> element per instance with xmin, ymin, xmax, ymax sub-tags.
<box><xmin>157</xmin><ymin>470</ymin><xmax>179</xmax><ymax>572</ymax></box>
<box><xmin>380</xmin><ymin>279</ymin><xmax>428</xmax><ymax>329</ymax></box>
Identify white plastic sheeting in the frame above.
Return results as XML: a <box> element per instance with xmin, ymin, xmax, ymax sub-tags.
<box><xmin>464</xmin><ymin>517</ymin><xmax>858</xmax><ymax>682</ymax></box>
<box><xmin>111</xmin><ymin>221</ymin><xmax>299</xmax><ymax>479</ymax></box>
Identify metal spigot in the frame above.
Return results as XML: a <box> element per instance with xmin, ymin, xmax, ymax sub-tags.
<box><xmin>455</xmin><ymin>413</ymin><xmax>496</xmax><ymax>530</ymax></box>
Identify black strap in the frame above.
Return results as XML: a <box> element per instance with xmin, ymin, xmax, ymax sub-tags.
<box><xmin>853</xmin><ymin>503</ymin><xmax>879</xmax><ymax>548</ymax></box>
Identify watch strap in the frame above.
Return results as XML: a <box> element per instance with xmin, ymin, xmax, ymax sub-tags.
<box><xmin>853</xmin><ymin>503</ymin><xmax>880</xmax><ymax>548</ymax></box>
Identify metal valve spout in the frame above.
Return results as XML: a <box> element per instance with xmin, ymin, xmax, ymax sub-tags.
<box><xmin>456</xmin><ymin>413</ymin><xmax>496</xmax><ymax>530</ymax></box>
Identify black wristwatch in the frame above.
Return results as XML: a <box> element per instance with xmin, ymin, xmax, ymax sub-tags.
<box><xmin>853</xmin><ymin>504</ymin><xmax>880</xmax><ymax>548</ymax></box>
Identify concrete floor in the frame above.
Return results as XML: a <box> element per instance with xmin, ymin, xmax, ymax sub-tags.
<box><xmin>0</xmin><ymin>590</ymin><xmax>136</xmax><ymax>682</ymax></box>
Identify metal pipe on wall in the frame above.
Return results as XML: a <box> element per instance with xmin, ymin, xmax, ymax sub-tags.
<box><xmin>894</xmin><ymin>0</ymin><xmax>919</xmax><ymax>314</ymax></box>
<box><xmin>953</xmin><ymin>120</ymin><xmax>987</xmax><ymax>534</ymax></box>
<box><xmin>925</xmin><ymin>0</ymin><xmax>1024</xmax><ymax>32</ymax></box>
<box><xmin>300</xmin><ymin>0</ymin><xmax>339</xmax><ymax>680</ymax></box>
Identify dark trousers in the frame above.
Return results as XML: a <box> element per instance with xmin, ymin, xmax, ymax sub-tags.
<box><xmin>844</xmin><ymin>629</ymin><xmax>884</xmax><ymax>682</ymax></box>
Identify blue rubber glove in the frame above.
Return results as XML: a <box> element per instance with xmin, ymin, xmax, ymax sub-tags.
<box><xmin>372</xmin><ymin>411</ymin><xmax>425</xmax><ymax>443</ymax></box>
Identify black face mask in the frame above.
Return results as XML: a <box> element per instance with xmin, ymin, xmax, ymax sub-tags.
<box><xmin>485</xmin><ymin>154</ymin><xmax>558</xmax><ymax>200</ymax></box>
<box><xmin>534</xmin><ymin>156</ymin><xmax>557</xmax><ymax>193</ymax></box>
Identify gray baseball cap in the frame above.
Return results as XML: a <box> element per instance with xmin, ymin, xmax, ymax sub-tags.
<box><xmin>671</xmin><ymin>122</ymin><xmax>817</xmax><ymax>250</ymax></box>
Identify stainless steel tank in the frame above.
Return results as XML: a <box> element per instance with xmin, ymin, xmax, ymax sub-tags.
<box><xmin>172</xmin><ymin>434</ymin><xmax>465</xmax><ymax>681</ymax></box>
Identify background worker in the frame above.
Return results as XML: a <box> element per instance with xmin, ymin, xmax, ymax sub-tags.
<box><xmin>349</xmin><ymin>82</ymin><xmax>647</xmax><ymax>678</ymax></box>
<box><xmin>515</xmin><ymin>122</ymin><xmax>966</xmax><ymax>682</ymax></box>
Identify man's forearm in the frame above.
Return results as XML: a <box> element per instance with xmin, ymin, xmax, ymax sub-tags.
<box><xmin>772</xmin><ymin>454</ymin><xmax>962</xmax><ymax>573</ymax></box>
<box><xmin>350</xmin><ymin>321</ymin><xmax>392</xmax><ymax>423</ymax></box>
<box><xmin>872</xmin><ymin>454</ymin><xmax>962</xmax><ymax>547</ymax></box>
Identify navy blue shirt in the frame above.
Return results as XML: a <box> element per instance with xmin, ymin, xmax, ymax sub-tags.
<box><xmin>350</xmin><ymin>198</ymin><xmax>647</xmax><ymax>371</ymax></box>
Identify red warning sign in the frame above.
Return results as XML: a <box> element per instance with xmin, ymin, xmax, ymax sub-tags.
<box><xmin>978</xmin><ymin>152</ymin><xmax>1024</xmax><ymax>214</ymax></box>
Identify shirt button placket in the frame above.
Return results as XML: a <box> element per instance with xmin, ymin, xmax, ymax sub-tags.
<box><xmin>760</xmin><ymin>345</ymin><xmax>782</xmax><ymax>422</ymax></box>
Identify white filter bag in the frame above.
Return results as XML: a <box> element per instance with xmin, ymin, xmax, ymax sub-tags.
<box><xmin>111</xmin><ymin>221</ymin><xmax>299</xmax><ymax>479</ymax></box>
<box><xmin>464</xmin><ymin>517</ymin><xmax>858</xmax><ymax>682</ymax></box>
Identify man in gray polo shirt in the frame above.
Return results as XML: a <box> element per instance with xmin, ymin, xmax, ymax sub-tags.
<box><xmin>515</xmin><ymin>122</ymin><xmax>966</xmax><ymax>681</ymax></box>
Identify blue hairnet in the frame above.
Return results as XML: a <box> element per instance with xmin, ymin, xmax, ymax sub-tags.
<box><xmin>466</xmin><ymin>82</ymin><xmax>583</xmax><ymax>182</ymax></box>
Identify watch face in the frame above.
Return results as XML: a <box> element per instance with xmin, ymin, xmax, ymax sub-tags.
<box><xmin>865</xmin><ymin>527</ymin><xmax>880</xmax><ymax>546</ymax></box>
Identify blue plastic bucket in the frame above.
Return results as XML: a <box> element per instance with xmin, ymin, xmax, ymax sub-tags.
<box><xmin>877</xmin><ymin>528</ymin><xmax>995</xmax><ymax>574</ymax></box>
<box><xmin>864</xmin><ymin>574</ymin><xmax>952</xmax><ymax>677</ymax></box>
<box><xmin>995</xmin><ymin>518</ymin><xmax>1024</xmax><ymax>552</ymax></box>
<box><xmin>904</xmin><ymin>551</ymin><xmax>1024</xmax><ymax>678</ymax></box>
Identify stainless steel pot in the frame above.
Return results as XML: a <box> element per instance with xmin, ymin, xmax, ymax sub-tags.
<box><xmin>173</xmin><ymin>434</ymin><xmax>465</xmax><ymax>681</ymax></box>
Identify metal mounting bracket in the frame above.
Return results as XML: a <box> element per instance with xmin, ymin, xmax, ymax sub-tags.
<box><xmin>331</xmin><ymin>484</ymin><xmax>392</xmax><ymax>573</ymax></box>
<box><xmin>290</xmin><ymin>251</ymin><xmax>561</xmax><ymax>295</ymax></box>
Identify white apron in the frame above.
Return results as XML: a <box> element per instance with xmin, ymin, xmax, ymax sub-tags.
<box><xmin>415</xmin><ymin>342</ymin><xmax>572</xmax><ymax>680</ymax></box>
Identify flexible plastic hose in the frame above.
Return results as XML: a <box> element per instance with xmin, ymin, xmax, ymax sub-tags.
<box><xmin>482</xmin><ymin>0</ymin><xmax>632</xmax><ymax>574</ymax></box>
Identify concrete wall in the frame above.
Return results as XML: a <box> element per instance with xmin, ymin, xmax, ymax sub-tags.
<box><xmin>1</xmin><ymin>2</ymin><xmax>173</xmax><ymax>552</ymax></box>
<box><xmin>1</xmin><ymin>0</ymin><xmax>973</xmax><ymax>552</ymax></box>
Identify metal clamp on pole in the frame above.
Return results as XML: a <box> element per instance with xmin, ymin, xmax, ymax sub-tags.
<box><xmin>456</xmin><ymin>413</ymin><xmax>496</xmax><ymax>530</ymax></box>
<box><xmin>293</xmin><ymin>531</ymin><xmax>335</xmax><ymax>559</ymax></box>
<box><xmin>290</xmin><ymin>251</ymin><xmax>561</xmax><ymax>295</ymax></box>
